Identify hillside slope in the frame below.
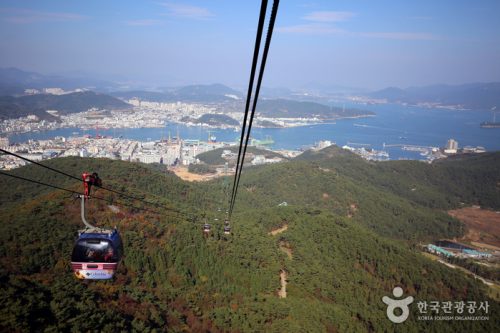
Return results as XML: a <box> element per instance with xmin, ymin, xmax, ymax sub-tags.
<box><xmin>296</xmin><ymin>146</ymin><xmax>500</xmax><ymax>210</ymax></box>
<box><xmin>0</xmin><ymin>155</ymin><xmax>498</xmax><ymax>332</ymax></box>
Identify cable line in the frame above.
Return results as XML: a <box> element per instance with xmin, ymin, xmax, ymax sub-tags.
<box><xmin>0</xmin><ymin>170</ymin><xmax>159</xmax><ymax>214</ymax></box>
<box><xmin>1</xmin><ymin>1</ymin><xmax>280</xmax><ymax>220</ymax></box>
<box><xmin>1</xmin><ymin>148</ymin><xmax>82</xmax><ymax>181</ymax></box>
<box><xmin>230</xmin><ymin>0</ymin><xmax>268</xmax><ymax>211</ymax></box>
<box><xmin>0</xmin><ymin>148</ymin><xmax>164</xmax><ymax>209</ymax></box>
<box><xmin>229</xmin><ymin>0</ymin><xmax>280</xmax><ymax>217</ymax></box>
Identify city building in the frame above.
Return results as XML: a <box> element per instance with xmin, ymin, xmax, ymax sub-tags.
<box><xmin>0</xmin><ymin>137</ymin><xmax>9</xmax><ymax>149</ymax></box>
<box><xmin>444</xmin><ymin>139</ymin><xmax>458</xmax><ymax>154</ymax></box>
<box><xmin>316</xmin><ymin>140</ymin><xmax>333</xmax><ymax>150</ymax></box>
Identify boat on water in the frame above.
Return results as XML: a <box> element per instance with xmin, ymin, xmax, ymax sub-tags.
<box><xmin>207</xmin><ymin>131</ymin><xmax>217</xmax><ymax>143</ymax></box>
<box><xmin>480</xmin><ymin>122</ymin><xmax>500</xmax><ymax>128</ymax></box>
<box><xmin>250</xmin><ymin>136</ymin><xmax>274</xmax><ymax>146</ymax></box>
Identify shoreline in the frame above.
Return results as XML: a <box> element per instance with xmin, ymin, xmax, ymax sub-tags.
<box><xmin>2</xmin><ymin>114</ymin><xmax>376</xmax><ymax>137</ymax></box>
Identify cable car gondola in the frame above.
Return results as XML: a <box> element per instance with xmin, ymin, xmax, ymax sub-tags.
<box><xmin>223</xmin><ymin>219</ymin><xmax>231</xmax><ymax>235</ymax></box>
<box><xmin>71</xmin><ymin>172</ymin><xmax>123</xmax><ymax>280</ymax></box>
<box><xmin>71</xmin><ymin>227</ymin><xmax>123</xmax><ymax>280</ymax></box>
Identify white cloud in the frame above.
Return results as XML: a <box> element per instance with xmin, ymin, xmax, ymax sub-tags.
<box><xmin>279</xmin><ymin>9</ymin><xmax>438</xmax><ymax>41</ymax></box>
<box><xmin>0</xmin><ymin>8</ymin><xmax>87</xmax><ymax>24</ymax></box>
<box><xmin>358</xmin><ymin>31</ymin><xmax>439</xmax><ymax>41</ymax></box>
<box><xmin>303</xmin><ymin>11</ymin><xmax>355</xmax><ymax>22</ymax></box>
<box><xmin>160</xmin><ymin>2</ymin><xmax>213</xmax><ymax>20</ymax></box>
<box><xmin>277</xmin><ymin>23</ymin><xmax>345</xmax><ymax>35</ymax></box>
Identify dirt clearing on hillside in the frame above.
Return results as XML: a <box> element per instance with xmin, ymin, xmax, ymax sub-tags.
<box><xmin>278</xmin><ymin>270</ymin><xmax>287</xmax><ymax>298</ymax></box>
<box><xmin>448</xmin><ymin>207</ymin><xmax>500</xmax><ymax>248</ymax></box>
<box><xmin>171</xmin><ymin>167</ymin><xmax>216</xmax><ymax>182</ymax></box>
<box><xmin>279</xmin><ymin>241</ymin><xmax>293</xmax><ymax>260</ymax></box>
<box><xmin>269</xmin><ymin>224</ymin><xmax>288</xmax><ymax>236</ymax></box>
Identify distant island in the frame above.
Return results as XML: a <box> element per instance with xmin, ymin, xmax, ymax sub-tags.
<box><xmin>256</xmin><ymin>98</ymin><xmax>373</xmax><ymax>120</ymax></box>
<box><xmin>366</xmin><ymin>82</ymin><xmax>500</xmax><ymax>110</ymax></box>
<box><xmin>122</xmin><ymin>91</ymin><xmax>375</xmax><ymax>129</ymax></box>
<box><xmin>181</xmin><ymin>113</ymin><xmax>239</xmax><ymax>127</ymax></box>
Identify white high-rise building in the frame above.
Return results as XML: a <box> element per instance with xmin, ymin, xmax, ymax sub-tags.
<box><xmin>444</xmin><ymin>139</ymin><xmax>458</xmax><ymax>154</ymax></box>
<box><xmin>0</xmin><ymin>137</ymin><xmax>9</xmax><ymax>149</ymax></box>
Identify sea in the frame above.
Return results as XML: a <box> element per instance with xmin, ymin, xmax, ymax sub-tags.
<box><xmin>7</xmin><ymin>103</ymin><xmax>500</xmax><ymax>161</ymax></box>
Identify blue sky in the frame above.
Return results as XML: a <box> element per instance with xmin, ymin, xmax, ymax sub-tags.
<box><xmin>0</xmin><ymin>0</ymin><xmax>499</xmax><ymax>90</ymax></box>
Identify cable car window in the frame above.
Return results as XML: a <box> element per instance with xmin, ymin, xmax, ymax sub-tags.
<box><xmin>71</xmin><ymin>239</ymin><xmax>117</xmax><ymax>263</ymax></box>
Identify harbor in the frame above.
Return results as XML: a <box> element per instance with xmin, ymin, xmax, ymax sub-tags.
<box><xmin>3</xmin><ymin>103</ymin><xmax>500</xmax><ymax>162</ymax></box>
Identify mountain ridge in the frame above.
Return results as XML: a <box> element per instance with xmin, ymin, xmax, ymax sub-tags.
<box><xmin>369</xmin><ymin>82</ymin><xmax>500</xmax><ymax>110</ymax></box>
<box><xmin>111</xmin><ymin>84</ymin><xmax>243</xmax><ymax>103</ymax></box>
<box><xmin>0</xmin><ymin>91</ymin><xmax>131</xmax><ymax>120</ymax></box>
<box><xmin>0</xmin><ymin>67</ymin><xmax>119</xmax><ymax>94</ymax></box>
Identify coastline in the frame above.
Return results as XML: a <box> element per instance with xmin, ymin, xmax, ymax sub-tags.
<box><xmin>4</xmin><ymin>105</ymin><xmax>499</xmax><ymax>161</ymax></box>
<box><xmin>1</xmin><ymin>114</ymin><xmax>377</xmax><ymax>136</ymax></box>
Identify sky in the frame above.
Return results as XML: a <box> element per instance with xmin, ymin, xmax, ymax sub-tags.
<box><xmin>0</xmin><ymin>0</ymin><xmax>499</xmax><ymax>91</ymax></box>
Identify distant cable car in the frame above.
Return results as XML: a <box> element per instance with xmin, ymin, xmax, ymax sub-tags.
<box><xmin>71</xmin><ymin>172</ymin><xmax>123</xmax><ymax>280</ymax></box>
<box><xmin>224</xmin><ymin>219</ymin><xmax>231</xmax><ymax>234</ymax></box>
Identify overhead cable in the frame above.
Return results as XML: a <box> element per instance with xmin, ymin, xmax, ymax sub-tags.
<box><xmin>229</xmin><ymin>0</ymin><xmax>280</xmax><ymax>217</ymax></box>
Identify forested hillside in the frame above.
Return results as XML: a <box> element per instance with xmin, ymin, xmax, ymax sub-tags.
<box><xmin>256</xmin><ymin>99</ymin><xmax>374</xmax><ymax>119</ymax></box>
<box><xmin>0</xmin><ymin>152</ymin><xmax>499</xmax><ymax>332</ymax></box>
<box><xmin>296</xmin><ymin>147</ymin><xmax>500</xmax><ymax>210</ymax></box>
<box><xmin>0</xmin><ymin>91</ymin><xmax>131</xmax><ymax>120</ymax></box>
<box><xmin>196</xmin><ymin>146</ymin><xmax>286</xmax><ymax>167</ymax></box>
<box><xmin>181</xmin><ymin>114</ymin><xmax>240</xmax><ymax>127</ymax></box>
